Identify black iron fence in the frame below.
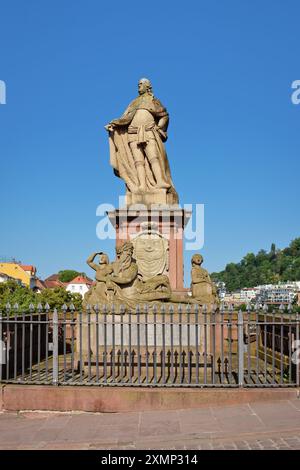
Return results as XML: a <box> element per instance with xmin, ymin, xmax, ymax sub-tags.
<box><xmin>0</xmin><ymin>303</ymin><xmax>299</xmax><ymax>388</ymax></box>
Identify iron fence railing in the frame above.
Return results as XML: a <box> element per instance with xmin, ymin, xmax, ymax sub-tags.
<box><xmin>0</xmin><ymin>303</ymin><xmax>299</xmax><ymax>388</ymax></box>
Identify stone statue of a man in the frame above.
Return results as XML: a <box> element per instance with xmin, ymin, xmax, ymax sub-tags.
<box><xmin>105</xmin><ymin>78</ymin><xmax>178</xmax><ymax>204</ymax></box>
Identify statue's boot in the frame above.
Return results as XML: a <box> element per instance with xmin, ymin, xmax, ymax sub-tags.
<box><xmin>151</xmin><ymin>160</ymin><xmax>171</xmax><ymax>189</ymax></box>
<box><xmin>136</xmin><ymin>163</ymin><xmax>147</xmax><ymax>192</ymax></box>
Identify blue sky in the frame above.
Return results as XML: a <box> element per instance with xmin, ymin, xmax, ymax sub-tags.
<box><xmin>0</xmin><ymin>0</ymin><xmax>299</xmax><ymax>284</ymax></box>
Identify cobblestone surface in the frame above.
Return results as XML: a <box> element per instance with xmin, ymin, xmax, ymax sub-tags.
<box><xmin>0</xmin><ymin>400</ymin><xmax>300</xmax><ymax>450</ymax></box>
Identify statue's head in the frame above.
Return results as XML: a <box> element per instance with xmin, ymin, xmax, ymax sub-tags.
<box><xmin>116</xmin><ymin>242</ymin><xmax>134</xmax><ymax>260</ymax></box>
<box><xmin>192</xmin><ymin>254</ymin><xmax>203</xmax><ymax>266</ymax></box>
<box><xmin>138</xmin><ymin>78</ymin><xmax>152</xmax><ymax>96</ymax></box>
<box><xmin>98</xmin><ymin>252</ymin><xmax>109</xmax><ymax>265</ymax></box>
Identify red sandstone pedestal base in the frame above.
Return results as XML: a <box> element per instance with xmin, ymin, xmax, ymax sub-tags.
<box><xmin>108</xmin><ymin>206</ymin><xmax>191</xmax><ymax>292</ymax></box>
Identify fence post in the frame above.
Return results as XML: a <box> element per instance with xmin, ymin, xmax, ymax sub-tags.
<box><xmin>52</xmin><ymin>308</ymin><xmax>59</xmax><ymax>386</ymax></box>
<box><xmin>238</xmin><ymin>309</ymin><xmax>244</xmax><ymax>387</ymax></box>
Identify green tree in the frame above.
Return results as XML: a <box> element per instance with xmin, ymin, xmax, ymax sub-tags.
<box><xmin>39</xmin><ymin>288</ymin><xmax>82</xmax><ymax>310</ymax></box>
<box><xmin>58</xmin><ymin>270</ymin><xmax>83</xmax><ymax>283</ymax></box>
<box><xmin>211</xmin><ymin>237</ymin><xmax>300</xmax><ymax>292</ymax></box>
<box><xmin>0</xmin><ymin>282</ymin><xmax>82</xmax><ymax>313</ymax></box>
<box><xmin>0</xmin><ymin>281</ymin><xmax>36</xmax><ymax>312</ymax></box>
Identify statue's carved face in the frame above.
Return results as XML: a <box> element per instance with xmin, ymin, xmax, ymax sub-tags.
<box><xmin>192</xmin><ymin>254</ymin><xmax>203</xmax><ymax>266</ymax></box>
<box><xmin>116</xmin><ymin>242</ymin><xmax>133</xmax><ymax>261</ymax></box>
<box><xmin>121</xmin><ymin>251</ymin><xmax>132</xmax><ymax>263</ymax></box>
<box><xmin>137</xmin><ymin>237</ymin><xmax>162</xmax><ymax>256</ymax></box>
<box><xmin>138</xmin><ymin>79</ymin><xmax>151</xmax><ymax>95</ymax></box>
<box><xmin>99</xmin><ymin>254</ymin><xmax>108</xmax><ymax>265</ymax></box>
<box><xmin>119</xmin><ymin>244</ymin><xmax>133</xmax><ymax>264</ymax></box>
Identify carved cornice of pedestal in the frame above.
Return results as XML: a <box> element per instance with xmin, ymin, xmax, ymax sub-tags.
<box><xmin>107</xmin><ymin>205</ymin><xmax>192</xmax><ymax>230</ymax></box>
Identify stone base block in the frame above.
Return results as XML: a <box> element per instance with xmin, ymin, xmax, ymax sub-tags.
<box><xmin>125</xmin><ymin>190</ymin><xmax>177</xmax><ymax>206</ymax></box>
<box><xmin>1</xmin><ymin>385</ymin><xmax>299</xmax><ymax>413</ymax></box>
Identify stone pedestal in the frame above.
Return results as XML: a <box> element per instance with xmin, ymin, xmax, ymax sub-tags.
<box><xmin>77</xmin><ymin>311</ymin><xmax>213</xmax><ymax>382</ymax></box>
<box><xmin>108</xmin><ymin>206</ymin><xmax>191</xmax><ymax>292</ymax></box>
<box><xmin>125</xmin><ymin>189</ymin><xmax>178</xmax><ymax>206</ymax></box>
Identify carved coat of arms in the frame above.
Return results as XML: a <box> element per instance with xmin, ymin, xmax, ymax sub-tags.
<box><xmin>131</xmin><ymin>224</ymin><xmax>169</xmax><ymax>280</ymax></box>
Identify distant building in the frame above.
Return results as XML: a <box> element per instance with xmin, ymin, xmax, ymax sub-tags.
<box><xmin>0</xmin><ymin>272</ymin><xmax>17</xmax><ymax>283</ymax></box>
<box><xmin>223</xmin><ymin>281</ymin><xmax>299</xmax><ymax>306</ymax></box>
<box><xmin>43</xmin><ymin>274</ymin><xmax>66</xmax><ymax>289</ymax></box>
<box><xmin>253</xmin><ymin>282</ymin><xmax>298</xmax><ymax>305</ymax></box>
<box><xmin>240</xmin><ymin>287</ymin><xmax>259</xmax><ymax>302</ymax></box>
<box><xmin>66</xmin><ymin>275</ymin><xmax>93</xmax><ymax>298</ymax></box>
<box><xmin>215</xmin><ymin>281</ymin><xmax>226</xmax><ymax>299</ymax></box>
<box><xmin>223</xmin><ymin>292</ymin><xmax>244</xmax><ymax>306</ymax></box>
<box><xmin>0</xmin><ymin>262</ymin><xmax>37</xmax><ymax>288</ymax></box>
<box><xmin>295</xmin><ymin>281</ymin><xmax>300</xmax><ymax>290</ymax></box>
<box><xmin>32</xmin><ymin>279</ymin><xmax>47</xmax><ymax>293</ymax></box>
<box><xmin>256</xmin><ymin>283</ymin><xmax>297</xmax><ymax>305</ymax></box>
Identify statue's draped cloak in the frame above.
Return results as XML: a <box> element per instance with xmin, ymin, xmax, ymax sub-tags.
<box><xmin>108</xmin><ymin>94</ymin><xmax>178</xmax><ymax>201</ymax></box>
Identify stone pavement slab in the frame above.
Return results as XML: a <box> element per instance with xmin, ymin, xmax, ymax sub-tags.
<box><xmin>0</xmin><ymin>400</ymin><xmax>299</xmax><ymax>450</ymax></box>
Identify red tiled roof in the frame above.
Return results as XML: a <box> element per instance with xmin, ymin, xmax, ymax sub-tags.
<box><xmin>43</xmin><ymin>280</ymin><xmax>65</xmax><ymax>289</ymax></box>
<box><xmin>45</xmin><ymin>274</ymin><xmax>60</xmax><ymax>282</ymax></box>
<box><xmin>34</xmin><ymin>279</ymin><xmax>47</xmax><ymax>290</ymax></box>
<box><xmin>20</xmin><ymin>265</ymin><xmax>36</xmax><ymax>273</ymax></box>
<box><xmin>68</xmin><ymin>276</ymin><xmax>93</xmax><ymax>286</ymax></box>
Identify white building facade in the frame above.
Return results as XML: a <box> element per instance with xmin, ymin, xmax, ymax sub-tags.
<box><xmin>66</xmin><ymin>276</ymin><xmax>93</xmax><ymax>298</ymax></box>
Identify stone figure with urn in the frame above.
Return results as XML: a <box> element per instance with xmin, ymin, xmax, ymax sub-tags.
<box><xmin>190</xmin><ymin>254</ymin><xmax>218</xmax><ymax>306</ymax></box>
<box><xmin>83</xmin><ymin>78</ymin><xmax>217</xmax><ymax>310</ymax></box>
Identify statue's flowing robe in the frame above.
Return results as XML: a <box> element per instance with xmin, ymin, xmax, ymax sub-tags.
<box><xmin>108</xmin><ymin>94</ymin><xmax>178</xmax><ymax>201</ymax></box>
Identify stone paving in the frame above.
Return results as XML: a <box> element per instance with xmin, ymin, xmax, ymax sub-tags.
<box><xmin>0</xmin><ymin>400</ymin><xmax>300</xmax><ymax>450</ymax></box>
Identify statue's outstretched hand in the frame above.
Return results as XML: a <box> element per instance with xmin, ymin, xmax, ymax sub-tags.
<box><xmin>155</xmin><ymin>126</ymin><xmax>167</xmax><ymax>142</ymax></box>
<box><xmin>105</xmin><ymin>123</ymin><xmax>115</xmax><ymax>132</ymax></box>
